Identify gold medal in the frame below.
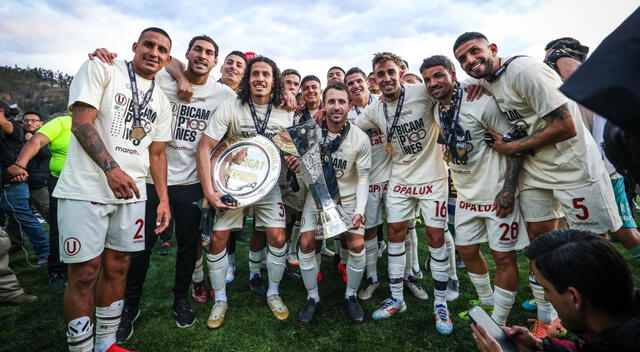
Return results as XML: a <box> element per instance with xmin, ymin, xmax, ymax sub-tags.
<box><xmin>385</xmin><ymin>142</ymin><xmax>394</xmax><ymax>156</ymax></box>
<box><xmin>131</xmin><ymin>125</ymin><xmax>146</xmax><ymax>142</ymax></box>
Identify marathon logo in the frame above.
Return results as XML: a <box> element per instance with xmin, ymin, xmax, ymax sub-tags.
<box><xmin>391</xmin><ymin>116</ymin><xmax>426</xmax><ymax>155</ymax></box>
<box><xmin>570</xmin><ymin>220</ymin><xmax>601</xmax><ymax>227</ymax></box>
<box><xmin>392</xmin><ymin>184</ymin><xmax>433</xmax><ymax>195</ymax></box>
<box><xmin>458</xmin><ymin>201</ymin><xmax>496</xmax><ymax>212</ymax></box>
<box><xmin>173</xmin><ymin>104</ymin><xmax>211</xmax><ymax>142</ymax></box>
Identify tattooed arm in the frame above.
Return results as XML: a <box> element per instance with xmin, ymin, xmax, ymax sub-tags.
<box><xmin>71</xmin><ymin>101</ymin><xmax>140</xmax><ymax>199</ymax></box>
<box><xmin>494</xmin><ymin>156</ymin><xmax>523</xmax><ymax>218</ymax></box>
<box><xmin>487</xmin><ymin>103</ymin><xmax>578</xmax><ymax>156</ymax></box>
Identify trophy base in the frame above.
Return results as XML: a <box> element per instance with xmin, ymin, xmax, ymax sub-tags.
<box><xmin>318</xmin><ymin>204</ymin><xmax>353</xmax><ymax>239</ymax></box>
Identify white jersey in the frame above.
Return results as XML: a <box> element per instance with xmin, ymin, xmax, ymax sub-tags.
<box><xmin>434</xmin><ymin>89</ymin><xmax>512</xmax><ymax>203</ymax></box>
<box><xmin>348</xmin><ymin>101</ymin><xmax>390</xmax><ymax>184</ymax></box>
<box><xmin>479</xmin><ymin>56</ymin><xmax>604</xmax><ymax>189</ymax></box>
<box><xmin>327</xmin><ymin>124</ymin><xmax>371</xmax><ymax>214</ymax></box>
<box><xmin>54</xmin><ymin>59</ymin><xmax>171</xmax><ymax>204</ymax></box>
<box><xmin>355</xmin><ymin>83</ymin><xmax>446</xmax><ymax>185</ymax></box>
<box><xmin>153</xmin><ymin>69</ymin><xmax>235</xmax><ymax>186</ymax></box>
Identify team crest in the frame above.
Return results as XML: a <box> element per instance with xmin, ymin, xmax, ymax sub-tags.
<box><xmin>64</xmin><ymin>237</ymin><xmax>81</xmax><ymax>256</ymax></box>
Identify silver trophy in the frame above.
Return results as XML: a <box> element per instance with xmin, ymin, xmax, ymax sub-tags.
<box><xmin>273</xmin><ymin>120</ymin><xmax>352</xmax><ymax>239</ymax></box>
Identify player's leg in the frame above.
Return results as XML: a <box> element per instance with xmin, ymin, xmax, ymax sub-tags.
<box><xmin>344</xmin><ymin>230</ymin><xmax>366</xmax><ymax>323</ymax></box>
<box><xmin>359</xmin><ymin>226</ymin><xmax>380</xmax><ymax>300</ymax></box>
<box><xmin>443</xmin><ymin>229</ymin><xmax>459</xmax><ymax>301</ymax></box>
<box><xmin>297</xmin><ymin>204</ymin><xmax>320</xmax><ymax>324</ymax></box>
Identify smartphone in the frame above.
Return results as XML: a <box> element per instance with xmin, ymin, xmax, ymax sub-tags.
<box><xmin>468</xmin><ymin>305</ymin><xmax>518</xmax><ymax>352</ymax></box>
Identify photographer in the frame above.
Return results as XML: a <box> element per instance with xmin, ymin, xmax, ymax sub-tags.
<box><xmin>0</xmin><ymin>100</ymin><xmax>50</xmax><ymax>266</ymax></box>
<box><xmin>471</xmin><ymin>229</ymin><xmax>639</xmax><ymax>351</ymax></box>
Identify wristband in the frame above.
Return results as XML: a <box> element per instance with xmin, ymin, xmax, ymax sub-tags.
<box><xmin>13</xmin><ymin>162</ymin><xmax>27</xmax><ymax>171</ymax></box>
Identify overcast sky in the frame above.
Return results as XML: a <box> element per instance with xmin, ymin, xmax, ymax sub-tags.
<box><xmin>0</xmin><ymin>0</ymin><xmax>637</xmax><ymax>85</ymax></box>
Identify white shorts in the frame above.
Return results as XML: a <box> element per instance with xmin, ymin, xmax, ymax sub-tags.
<box><xmin>364</xmin><ymin>182</ymin><xmax>387</xmax><ymax>230</ymax></box>
<box><xmin>212</xmin><ymin>186</ymin><xmax>286</xmax><ymax>232</ymax></box>
<box><xmin>58</xmin><ymin>199</ymin><xmax>146</xmax><ymax>264</ymax></box>
<box><xmin>519</xmin><ymin>171</ymin><xmax>622</xmax><ymax>234</ymax></box>
<box><xmin>385</xmin><ymin>179</ymin><xmax>448</xmax><ymax>228</ymax></box>
<box><xmin>454</xmin><ymin>199</ymin><xmax>529</xmax><ymax>252</ymax></box>
<box><xmin>300</xmin><ymin>195</ymin><xmax>364</xmax><ymax>236</ymax></box>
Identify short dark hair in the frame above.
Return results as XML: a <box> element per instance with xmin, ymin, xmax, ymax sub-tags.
<box><xmin>403</xmin><ymin>73</ymin><xmax>423</xmax><ymax>83</ymax></box>
<box><xmin>524</xmin><ymin>229</ymin><xmax>634</xmax><ymax>316</ymax></box>
<box><xmin>545</xmin><ymin>37</ymin><xmax>590</xmax><ymax>61</ymax></box>
<box><xmin>327</xmin><ymin>66</ymin><xmax>345</xmax><ymax>75</ymax></box>
<box><xmin>301</xmin><ymin>75</ymin><xmax>321</xmax><ymax>87</ymax></box>
<box><xmin>139</xmin><ymin>27</ymin><xmax>172</xmax><ymax>46</ymax></box>
<box><xmin>420</xmin><ymin>55</ymin><xmax>456</xmax><ymax>74</ymax></box>
<box><xmin>367</xmin><ymin>72</ymin><xmax>374</xmax><ymax>78</ymax></box>
<box><xmin>237</xmin><ymin>56</ymin><xmax>283</xmax><ymax>107</ymax></box>
<box><xmin>453</xmin><ymin>31</ymin><xmax>488</xmax><ymax>52</ymax></box>
<box><xmin>282</xmin><ymin>69</ymin><xmax>301</xmax><ymax>80</ymax></box>
<box><xmin>23</xmin><ymin>111</ymin><xmax>43</xmax><ymax>121</ymax></box>
<box><xmin>224</xmin><ymin>50</ymin><xmax>247</xmax><ymax>63</ymax></box>
<box><xmin>188</xmin><ymin>35</ymin><xmax>218</xmax><ymax>58</ymax></box>
<box><xmin>322</xmin><ymin>82</ymin><xmax>351</xmax><ymax>102</ymax></box>
<box><xmin>372</xmin><ymin>52</ymin><xmax>403</xmax><ymax>72</ymax></box>
<box><xmin>401</xmin><ymin>59</ymin><xmax>409</xmax><ymax>69</ymax></box>
<box><xmin>345</xmin><ymin>67</ymin><xmax>367</xmax><ymax>81</ymax></box>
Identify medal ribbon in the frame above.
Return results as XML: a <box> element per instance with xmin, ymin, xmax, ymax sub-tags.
<box><xmin>247</xmin><ymin>98</ymin><xmax>273</xmax><ymax>136</ymax></box>
<box><xmin>354</xmin><ymin>94</ymin><xmax>374</xmax><ymax>115</ymax></box>
<box><xmin>319</xmin><ymin>121</ymin><xmax>351</xmax><ymax>203</ymax></box>
<box><xmin>486</xmin><ymin>55</ymin><xmax>526</xmax><ymax>83</ymax></box>
<box><xmin>438</xmin><ymin>83</ymin><xmax>468</xmax><ymax>162</ymax></box>
<box><xmin>126</xmin><ymin>61</ymin><xmax>155</xmax><ymax>128</ymax></box>
<box><xmin>383</xmin><ymin>85</ymin><xmax>405</xmax><ymax>146</ymax></box>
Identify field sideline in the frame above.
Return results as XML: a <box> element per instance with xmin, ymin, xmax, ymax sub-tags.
<box><xmin>3</xmin><ymin>224</ymin><xmax>639</xmax><ymax>352</ymax></box>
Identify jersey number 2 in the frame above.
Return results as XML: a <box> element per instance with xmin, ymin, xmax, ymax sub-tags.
<box><xmin>133</xmin><ymin>219</ymin><xmax>144</xmax><ymax>239</ymax></box>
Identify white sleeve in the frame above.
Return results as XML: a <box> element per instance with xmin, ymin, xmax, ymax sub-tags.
<box><xmin>68</xmin><ymin>59</ymin><xmax>111</xmax><ymax>110</ymax></box>
<box><xmin>354</xmin><ymin>132</ymin><xmax>371</xmax><ymax>215</ymax></box>
<box><xmin>354</xmin><ymin>104</ymin><xmax>379</xmax><ymax>131</ymax></box>
<box><xmin>203</xmin><ymin>100</ymin><xmax>231</xmax><ymax>141</ymax></box>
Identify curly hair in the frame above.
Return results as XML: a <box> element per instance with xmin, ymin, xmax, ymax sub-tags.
<box><xmin>237</xmin><ymin>56</ymin><xmax>284</xmax><ymax>107</ymax></box>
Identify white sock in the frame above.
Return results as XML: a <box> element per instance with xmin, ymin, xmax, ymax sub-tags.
<box><xmin>388</xmin><ymin>241</ymin><xmax>406</xmax><ymax>300</ymax></box>
<box><xmin>207</xmin><ymin>250</ymin><xmax>228</xmax><ymax>302</ymax></box>
<box><xmin>94</xmin><ymin>300</ymin><xmax>123</xmax><ymax>352</ymax></box>
<box><xmin>444</xmin><ymin>229</ymin><xmax>458</xmax><ymax>280</ymax></box>
<box><xmin>192</xmin><ymin>256</ymin><xmax>204</xmax><ymax>283</ymax></box>
<box><xmin>468</xmin><ymin>272</ymin><xmax>494</xmax><ymax>306</ymax></box>
<box><xmin>249</xmin><ymin>250</ymin><xmax>264</xmax><ymax>276</ymax></box>
<box><xmin>410</xmin><ymin>225</ymin><xmax>420</xmax><ymax>273</ymax></box>
<box><xmin>365</xmin><ymin>238</ymin><xmax>379</xmax><ymax>282</ymax></box>
<box><xmin>492</xmin><ymin>286</ymin><xmax>516</xmax><ymax>326</ymax></box>
<box><xmin>315</xmin><ymin>252</ymin><xmax>321</xmax><ymax>269</ymax></box>
<box><xmin>530</xmin><ymin>272</ymin><xmax>558</xmax><ymax>323</ymax></box>
<box><xmin>289</xmin><ymin>222</ymin><xmax>301</xmax><ymax>255</ymax></box>
<box><xmin>299</xmin><ymin>249</ymin><xmax>320</xmax><ymax>301</ymax></box>
<box><xmin>404</xmin><ymin>233</ymin><xmax>414</xmax><ymax>279</ymax></box>
<box><xmin>67</xmin><ymin>316</ymin><xmax>93</xmax><ymax>352</ymax></box>
<box><xmin>429</xmin><ymin>245</ymin><xmax>450</xmax><ymax>303</ymax></box>
<box><xmin>345</xmin><ymin>249</ymin><xmax>366</xmax><ymax>298</ymax></box>
<box><xmin>266</xmin><ymin>245</ymin><xmax>287</xmax><ymax>297</ymax></box>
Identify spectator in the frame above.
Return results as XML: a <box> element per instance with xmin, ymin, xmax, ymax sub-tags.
<box><xmin>0</xmin><ymin>227</ymin><xmax>38</xmax><ymax>305</ymax></box>
<box><xmin>471</xmin><ymin>229</ymin><xmax>639</xmax><ymax>351</ymax></box>
<box><xmin>0</xmin><ymin>100</ymin><xmax>49</xmax><ymax>266</ymax></box>
<box><xmin>21</xmin><ymin>111</ymin><xmax>51</xmax><ymax>220</ymax></box>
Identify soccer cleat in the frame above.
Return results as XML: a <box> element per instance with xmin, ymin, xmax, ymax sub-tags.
<box><xmin>346</xmin><ymin>295</ymin><xmax>364</xmax><ymax>324</ymax></box>
<box><xmin>116</xmin><ymin>306</ymin><xmax>139</xmax><ymax>343</ymax></box>
<box><xmin>521</xmin><ymin>299</ymin><xmax>537</xmax><ymax>311</ymax></box>
<box><xmin>412</xmin><ymin>269</ymin><xmax>423</xmax><ymax>280</ymax></box>
<box><xmin>48</xmin><ymin>272</ymin><xmax>66</xmax><ymax>287</ymax></box>
<box><xmin>0</xmin><ymin>292</ymin><xmax>38</xmax><ymax>306</ymax></box>
<box><xmin>456</xmin><ymin>256</ymin><xmax>466</xmax><ymax>269</ymax></box>
<box><xmin>317</xmin><ymin>272</ymin><xmax>323</xmax><ymax>282</ymax></box>
<box><xmin>358</xmin><ymin>277</ymin><xmax>380</xmax><ymax>300</ymax></box>
<box><xmin>372</xmin><ymin>297</ymin><xmax>407</xmax><ymax>320</ymax></box>
<box><xmin>106</xmin><ymin>343</ymin><xmax>137</xmax><ymax>352</ymax></box>
<box><xmin>337</xmin><ymin>263</ymin><xmax>348</xmax><ymax>283</ymax></box>
<box><xmin>226</xmin><ymin>266</ymin><xmax>235</xmax><ymax>284</ymax></box>
<box><xmin>434</xmin><ymin>303</ymin><xmax>454</xmax><ymax>335</ymax></box>
<box><xmin>284</xmin><ymin>266</ymin><xmax>301</xmax><ymax>280</ymax></box>
<box><xmin>528</xmin><ymin>318</ymin><xmax>567</xmax><ymax>338</ymax></box>
<box><xmin>172</xmin><ymin>299</ymin><xmax>196</xmax><ymax>328</ymax></box>
<box><xmin>320</xmin><ymin>246</ymin><xmax>335</xmax><ymax>257</ymax></box>
<box><xmin>191</xmin><ymin>280</ymin><xmax>208</xmax><ymax>303</ymax></box>
<box><xmin>249</xmin><ymin>275</ymin><xmax>267</xmax><ymax>296</ymax></box>
<box><xmin>405</xmin><ymin>276</ymin><xmax>429</xmax><ymax>300</ymax></box>
<box><xmin>267</xmin><ymin>295</ymin><xmax>289</xmax><ymax>320</ymax></box>
<box><xmin>287</xmin><ymin>252</ymin><xmax>299</xmax><ymax>266</ymax></box>
<box><xmin>424</xmin><ymin>256</ymin><xmax>431</xmax><ymax>272</ymax></box>
<box><xmin>446</xmin><ymin>279</ymin><xmax>460</xmax><ymax>302</ymax></box>
<box><xmin>377</xmin><ymin>241</ymin><xmax>387</xmax><ymax>258</ymax></box>
<box><xmin>298</xmin><ymin>298</ymin><xmax>320</xmax><ymax>325</ymax></box>
<box><xmin>458</xmin><ymin>300</ymin><xmax>494</xmax><ymax>320</ymax></box>
<box><xmin>158</xmin><ymin>241</ymin><xmax>171</xmax><ymax>255</ymax></box>
<box><xmin>207</xmin><ymin>301</ymin><xmax>228</xmax><ymax>329</ymax></box>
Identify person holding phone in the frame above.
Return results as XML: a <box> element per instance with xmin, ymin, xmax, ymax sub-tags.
<box><xmin>471</xmin><ymin>229</ymin><xmax>639</xmax><ymax>352</ymax></box>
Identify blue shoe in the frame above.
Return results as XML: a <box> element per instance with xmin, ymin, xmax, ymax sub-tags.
<box><xmin>521</xmin><ymin>299</ymin><xmax>537</xmax><ymax>311</ymax></box>
<box><xmin>372</xmin><ymin>297</ymin><xmax>406</xmax><ymax>320</ymax></box>
<box><xmin>434</xmin><ymin>303</ymin><xmax>454</xmax><ymax>335</ymax></box>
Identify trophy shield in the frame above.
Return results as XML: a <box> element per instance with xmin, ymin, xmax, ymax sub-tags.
<box><xmin>210</xmin><ymin>134</ymin><xmax>281</xmax><ymax>208</ymax></box>
<box><xmin>283</xmin><ymin>120</ymin><xmax>352</xmax><ymax>239</ymax></box>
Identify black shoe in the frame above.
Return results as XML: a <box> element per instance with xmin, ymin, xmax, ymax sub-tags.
<box><xmin>116</xmin><ymin>306</ymin><xmax>140</xmax><ymax>343</ymax></box>
<box><xmin>172</xmin><ymin>299</ymin><xmax>196</xmax><ymax>328</ymax></box>
<box><xmin>158</xmin><ymin>241</ymin><xmax>171</xmax><ymax>255</ymax></box>
<box><xmin>346</xmin><ymin>295</ymin><xmax>364</xmax><ymax>324</ymax></box>
<box><xmin>298</xmin><ymin>298</ymin><xmax>320</xmax><ymax>325</ymax></box>
<box><xmin>249</xmin><ymin>275</ymin><xmax>266</xmax><ymax>296</ymax></box>
<box><xmin>48</xmin><ymin>272</ymin><xmax>66</xmax><ymax>287</ymax></box>
<box><xmin>284</xmin><ymin>266</ymin><xmax>301</xmax><ymax>280</ymax></box>
<box><xmin>236</xmin><ymin>233</ymin><xmax>250</xmax><ymax>243</ymax></box>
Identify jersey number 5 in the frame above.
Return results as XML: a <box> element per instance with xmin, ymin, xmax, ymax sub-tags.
<box><xmin>572</xmin><ymin>198</ymin><xmax>589</xmax><ymax>220</ymax></box>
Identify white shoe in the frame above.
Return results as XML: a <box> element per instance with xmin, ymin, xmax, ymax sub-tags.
<box><xmin>357</xmin><ymin>277</ymin><xmax>379</xmax><ymax>300</ymax></box>
<box><xmin>371</xmin><ymin>297</ymin><xmax>407</xmax><ymax>320</ymax></box>
<box><xmin>287</xmin><ymin>252</ymin><xmax>299</xmax><ymax>266</ymax></box>
<box><xmin>434</xmin><ymin>302</ymin><xmax>454</xmax><ymax>335</ymax></box>
<box><xmin>226</xmin><ymin>266</ymin><xmax>235</xmax><ymax>284</ymax></box>
<box><xmin>266</xmin><ymin>294</ymin><xmax>289</xmax><ymax>320</ymax></box>
<box><xmin>320</xmin><ymin>247</ymin><xmax>335</xmax><ymax>257</ymax></box>
<box><xmin>405</xmin><ymin>276</ymin><xmax>429</xmax><ymax>300</ymax></box>
<box><xmin>206</xmin><ymin>301</ymin><xmax>228</xmax><ymax>329</ymax></box>
<box><xmin>446</xmin><ymin>279</ymin><xmax>460</xmax><ymax>302</ymax></box>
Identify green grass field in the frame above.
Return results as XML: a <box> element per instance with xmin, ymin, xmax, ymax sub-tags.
<box><xmin>3</xmin><ymin>225</ymin><xmax>639</xmax><ymax>352</ymax></box>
